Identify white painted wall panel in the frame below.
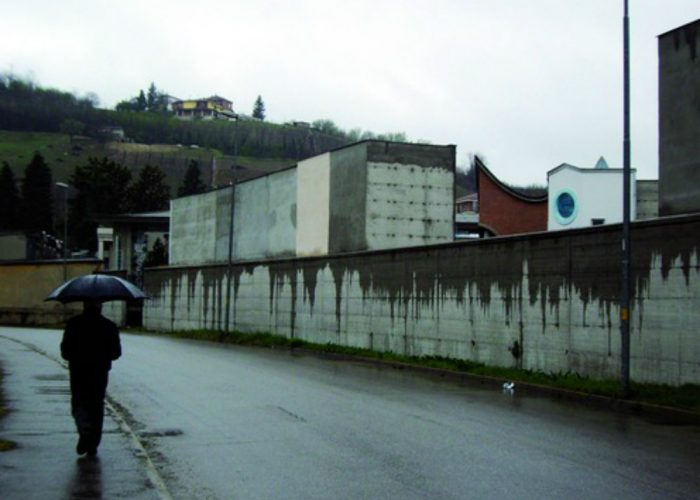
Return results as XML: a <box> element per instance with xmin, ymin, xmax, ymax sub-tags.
<box><xmin>296</xmin><ymin>153</ymin><xmax>331</xmax><ymax>256</ymax></box>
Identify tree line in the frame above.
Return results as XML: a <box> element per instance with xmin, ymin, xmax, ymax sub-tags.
<box><xmin>0</xmin><ymin>152</ymin><xmax>207</xmax><ymax>254</ymax></box>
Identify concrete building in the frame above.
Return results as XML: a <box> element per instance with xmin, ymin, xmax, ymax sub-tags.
<box><xmin>296</xmin><ymin>141</ymin><xmax>455</xmax><ymax>256</ymax></box>
<box><xmin>548</xmin><ymin>161</ymin><xmax>637</xmax><ymax>230</ymax></box>
<box><xmin>97</xmin><ymin>211</ymin><xmax>170</xmax><ymax>280</ymax></box>
<box><xmin>659</xmin><ymin>19</ymin><xmax>700</xmax><ymax>216</ymax></box>
<box><xmin>169</xmin><ymin>141</ymin><xmax>456</xmax><ymax>265</ymax></box>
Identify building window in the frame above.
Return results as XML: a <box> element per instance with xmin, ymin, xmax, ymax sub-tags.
<box><xmin>554</xmin><ymin>189</ymin><xmax>578</xmax><ymax>225</ymax></box>
<box><xmin>591</xmin><ymin>218</ymin><xmax>605</xmax><ymax>226</ymax></box>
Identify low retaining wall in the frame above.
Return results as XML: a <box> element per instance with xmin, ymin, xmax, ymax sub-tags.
<box><xmin>0</xmin><ymin>260</ymin><xmax>101</xmax><ymax>326</ymax></box>
<box><xmin>143</xmin><ymin>215</ymin><xmax>700</xmax><ymax>386</ymax></box>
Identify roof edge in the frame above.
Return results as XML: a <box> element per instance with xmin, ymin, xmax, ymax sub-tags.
<box><xmin>475</xmin><ymin>157</ymin><xmax>547</xmax><ymax>203</ymax></box>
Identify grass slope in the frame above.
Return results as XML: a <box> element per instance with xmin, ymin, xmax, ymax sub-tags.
<box><xmin>0</xmin><ymin>130</ymin><xmax>297</xmax><ymax>191</ymax></box>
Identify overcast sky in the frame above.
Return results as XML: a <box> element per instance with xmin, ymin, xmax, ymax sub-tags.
<box><xmin>1</xmin><ymin>1</ymin><xmax>698</xmax><ymax>185</ymax></box>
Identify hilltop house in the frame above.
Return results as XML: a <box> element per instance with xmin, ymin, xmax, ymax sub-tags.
<box><xmin>172</xmin><ymin>96</ymin><xmax>236</xmax><ymax>121</ymax></box>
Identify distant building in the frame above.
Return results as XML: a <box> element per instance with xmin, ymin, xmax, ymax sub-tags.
<box><xmin>658</xmin><ymin>19</ymin><xmax>700</xmax><ymax>216</ymax></box>
<box><xmin>96</xmin><ymin>211</ymin><xmax>170</xmax><ymax>279</ymax></box>
<box><xmin>456</xmin><ymin>192</ymin><xmax>478</xmax><ymax>213</ymax></box>
<box><xmin>454</xmin><ymin>193</ymin><xmax>481</xmax><ymax>239</ymax></box>
<box><xmin>172</xmin><ymin>96</ymin><xmax>236</xmax><ymax>121</ymax></box>
<box><xmin>548</xmin><ymin>159</ymin><xmax>640</xmax><ymax>230</ymax></box>
<box><xmin>97</xmin><ymin>126</ymin><xmax>126</xmax><ymax>142</ymax></box>
<box><xmin>475</xmin><ymin>158</ymin><xmax>547</xmax><ymax>236</ymax></box>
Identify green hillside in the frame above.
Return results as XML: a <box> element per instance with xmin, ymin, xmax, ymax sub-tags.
<box><xmin>0</xmin><ymin>130</ymin><xmax>296</xmax><ymax>194</ymax></box>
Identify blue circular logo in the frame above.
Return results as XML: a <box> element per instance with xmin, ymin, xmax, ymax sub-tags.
<box><xmin>554</xmin><ymin>189</ymin><xmax>578</xmax><ymax>225</ymax></box>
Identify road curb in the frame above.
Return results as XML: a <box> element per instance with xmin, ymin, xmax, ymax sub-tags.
<box><xmin>298</xmin><ymin>348</ymin><xmax>700</xmax><ymax>427</ymax></box>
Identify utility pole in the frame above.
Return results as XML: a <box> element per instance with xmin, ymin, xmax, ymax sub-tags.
<box><xmin>224</xmin><ymin>117</ymin><xmax>240</xmax><ymax>333</ymax></box>
<box><xmin>224</xmin><ymin>166</ymin><xmax>237</xmax><ymax>333</ymax></box>
<box><xmin>620</xmin><ymin>0</ymin><xmax>632</xmax><ymax>396</ymax></box>
<box><xmin>56</xmin><ymin>182</ymin><xmax>69</xmax><ymax>283</ymax></box>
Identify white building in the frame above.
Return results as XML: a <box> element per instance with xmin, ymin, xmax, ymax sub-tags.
<box><xmin>547</xmin><ymin>158</ymin><xmax>637</xmax><ymax>231</ymax></box>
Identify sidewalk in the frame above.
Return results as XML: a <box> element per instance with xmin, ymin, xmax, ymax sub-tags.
<box><xmin>0</xmin><ymin>335</ymin><xmax>162</xmax><ymax>500</ymax></box>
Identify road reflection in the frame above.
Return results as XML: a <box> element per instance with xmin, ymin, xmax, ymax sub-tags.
<box><xmin>68</xmin><ymin>456</ymin><xmax>103</xmax><ymax>499</ymax></box>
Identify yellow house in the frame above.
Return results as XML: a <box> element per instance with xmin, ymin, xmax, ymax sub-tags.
<box><xmin>171</xmin><ymin>95</ymin><xmax>236</xmax><ymax>120</ymax></box>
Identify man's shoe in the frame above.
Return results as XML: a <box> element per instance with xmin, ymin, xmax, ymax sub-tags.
<box><xmin>76</xmin><ymin>437</ymin><xmax>87</xmax><ymax>455</ymax></box>
<box><xmin>87</xmin><ymin>447</ymin><xmax>98</xmax><ymax>457</ymax></box>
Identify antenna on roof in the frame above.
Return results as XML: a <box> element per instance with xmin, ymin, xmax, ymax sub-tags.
<box><xmin>594</xmin><ymin>156</ymin><xmax>609</xmax><ymax>169</ymax></box>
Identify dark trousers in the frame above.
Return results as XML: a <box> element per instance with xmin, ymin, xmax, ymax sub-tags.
<box><xmin>69</xmin><ymin>366</ymin><xmax>109</xmax><ymax>450</ymax></box>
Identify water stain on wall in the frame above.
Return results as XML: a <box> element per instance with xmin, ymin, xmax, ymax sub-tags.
<box><xmin>145</xmin><ymin>217</ymin><xmax>699</xmax><ymax>342</ymax></box>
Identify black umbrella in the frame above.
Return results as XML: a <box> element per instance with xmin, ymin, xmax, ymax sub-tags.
<box><xmin>45</xmin><ymin>274</ymin><xmax>148</xmax><ymax>303</ymax></box>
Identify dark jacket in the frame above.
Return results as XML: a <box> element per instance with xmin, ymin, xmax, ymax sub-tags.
<box><xmin>61</xmin><ymin>311</ymin><xmax>121</xmax><ymax>371</ymax></box>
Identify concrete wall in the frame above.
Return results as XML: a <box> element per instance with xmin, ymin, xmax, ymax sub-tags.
<box><xmin>170</xmin><ymin>189</ymin><xmax>222</xmax><ymax>265</ymax></box>
<box><xmin>323</xmin><ymin>141</ymin><xmax>455</xmax><ymax>253</ymax></box>
<box><xmin>328</xmin><ymin>145</ymin><xmax>367</xmax><ymax>254</ymax></box>
<box><xmin>364</xmin><ymin>142</ymin><xmax>454</xmax><ymax>249</ymax></box>
<box><xmin>0</xmin><ymin>260</ymin><xmax>101</xmax><ymax>325</ymax></box>
<box><xmin>233</xmin><ymin>167</ymin><xmax>297</xmax><ymax>260</ymax></box>
<box><xmin>171</xmin><ymin>168</ymin><xmax>298</xmax><ymax>265</ymax></box>
<box><xmin>143</xmin><ymin>214</ymin><xmax>700</xmax><ymax>386</ymax></box>
<box><xmin>659</xmin><ymin>19</ymin><xmax>700</xmax><ymax>216</ymax></box>
<box><xmin>548</xmin><ymin>166</ymin><xmax>637</xmax><ymax>230</ymax></box>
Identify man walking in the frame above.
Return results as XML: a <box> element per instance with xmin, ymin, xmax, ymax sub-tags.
<box><xmin>61</xmin><ymin>300</ymin><xmax>121</xmax><ymax>457</ymax></box>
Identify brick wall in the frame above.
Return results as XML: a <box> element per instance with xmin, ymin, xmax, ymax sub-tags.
<box><xmin>478</xmin><ymin>163</ymin><xmax>547</xmax><ymax>235</ymax></box>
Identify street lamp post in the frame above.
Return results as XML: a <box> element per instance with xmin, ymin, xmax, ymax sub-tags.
<box><xmin>620</xmin><ymin>0</ymin><xmax>632</xmax><ymax>396</ymax></box>
<box><xmin>56</xmin><ymin>182</ymin><xmax>69</xmax><ymax>283</ymax></box>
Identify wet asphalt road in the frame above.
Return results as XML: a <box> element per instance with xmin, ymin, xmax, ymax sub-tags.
<box><xmin>1</xmin><ymin>327</ymin><xmax>699</xmax><ymax>499</ymax></box>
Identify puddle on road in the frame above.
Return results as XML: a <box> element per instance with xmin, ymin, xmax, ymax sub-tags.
<box><xmin>34</xmin><ymin>374</ymin><xmax>68</xmax><ymax>381</ymax></box>
<box><xmin>138</xmin><ymin>428</ymin><xmax>184</xmax><ymax>438</ymax></box>
<box><xmin>33</xmin><ymin>374</ymin><xmax>71</xmax><ymax>396</ymax></box>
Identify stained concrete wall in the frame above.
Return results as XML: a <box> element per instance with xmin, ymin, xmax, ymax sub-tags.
<box><xmin>143</xmin><ymin>214</ymin><xmax>700</xmax><ymax>386</ymax></box>
<box><xmin>659</xmin><ymin>19</ymin><xmax>700</xmax><ymax>216</ymax></box>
